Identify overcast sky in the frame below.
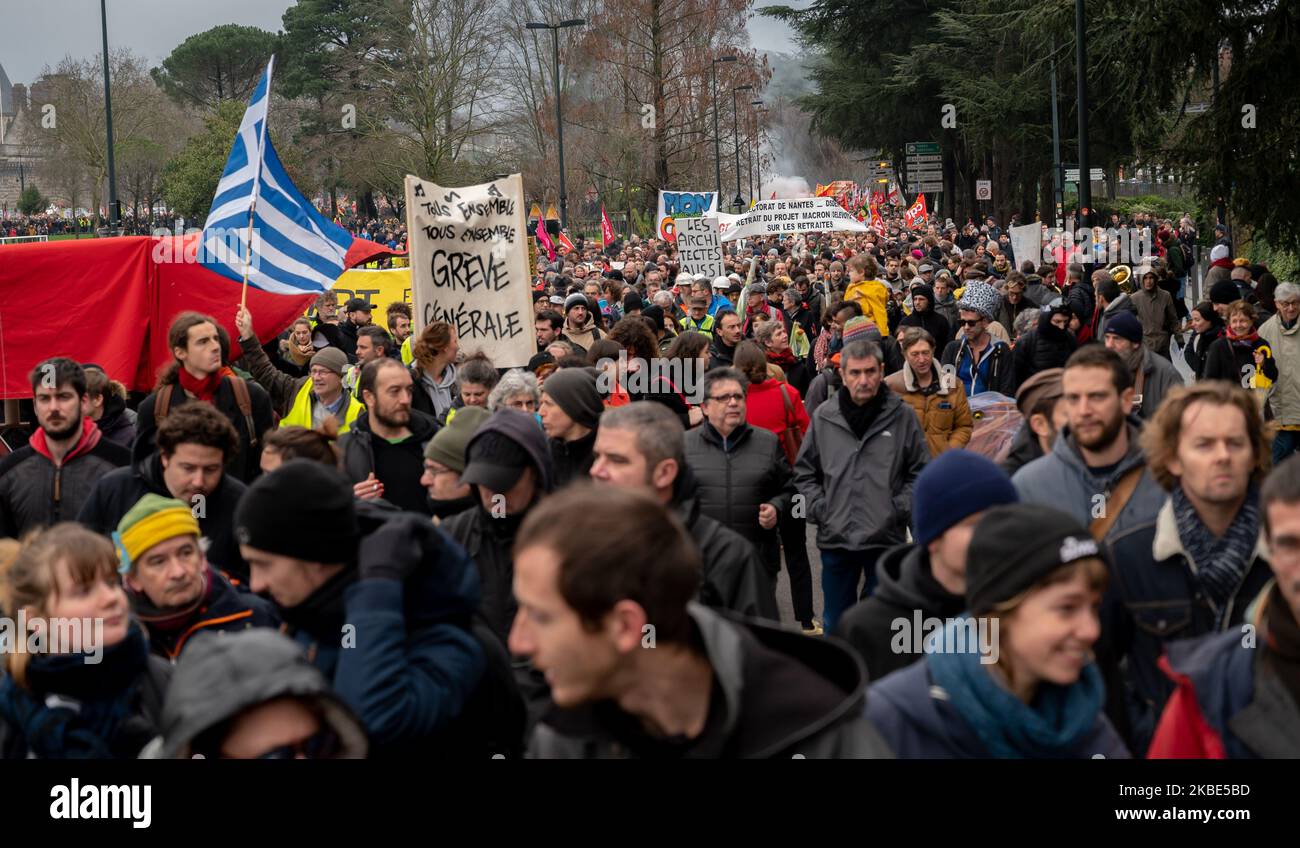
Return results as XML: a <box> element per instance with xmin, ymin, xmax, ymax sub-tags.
<box><xmin>2</xmin><ymin>1</ymin><xmax>804</xmax><ymax>85</ymax></box>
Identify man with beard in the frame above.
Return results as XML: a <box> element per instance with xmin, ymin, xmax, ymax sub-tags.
<box><xmin>336</xmin><ymin>297</ymin><xmax>372</xmax><ymax>361</ymax></box>
<box><xmin>993</xmin><ymin>274</ymin><xmax>1036</xmax><ymax>341</ymax></box>
<box><xmin>386</xmin><ymin>302</ymin><xmax>413</xmax><ymax>362</ymax></box>
<box><xmin>899</xmin><ymin>283</ymin><xmax>951</xmax><ymax>352</ymax></box>
<box><xmin>421</xmin><ymin>407</ymin><xmax>491</xmax><ymax>519</ymax></box>
<box><xmin>440</xmin><ymin>408</ymin><xmax>555</xmax><ymax>645</ymax></box>
<box><xmin>0</xmin><ymin>358</ymin><xmax>131</xmax><ymax>537</ymax></box>
<box><xmin>1105</xmin><ymin>382</ymin><xmax>1274</xmax><ymax>752</ymax></box>
<box><xmin>114</xmin><ymin>494</ymin><xmax>278</xmax><ymax>659</ymax></box>
<box><xmin>341</xmin><ymin>359</ymin><xmax>439</xmax><ymax>515</ymax></box>
<box><xmin>708</xmin><ymin>309</ymin><xmax>743</xmax><ymax>371</ymax></box>
<box><xmin>1012</xmin><ymin>345</ymin><xmax>1165</xmax><ymax>544</ymax></box>
<box><xmin>1102</xmin><ymin>312</ymin><xmax>1183</xmax><ymax>421</ymax></box>
<box><xmin>79</xmin><ymin>402</ymin><xmax>251</xmax><ymax>583</ymax></box>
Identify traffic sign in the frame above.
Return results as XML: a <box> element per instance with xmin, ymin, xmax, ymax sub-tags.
<box><xmin>906</xmin><ymin>154</ymin><xmax>943</xmax><ymax>164</ymax></box>
<box><xmin>909</xmin><ymin>182</ymin><xmax>943</xmax><ymax>194</ymax></box>
<box><xmin>976</xmin><ymin>180</ymin><xmax>991</xmax><ymax>201</ymax></box>
<box><xmin>908</xmin><ymin>162</ymin><xmax>942</xmax><ymax>173</ymax></box>
<box><xmin>1064</xmin><ymin>168</ymin><xmax>1105</xmax><ymax>182</ymax></box>
<box><xmin>906</xmin><ymin>142</ymin><xmax>941</xmax><ymax>155</ymax></box>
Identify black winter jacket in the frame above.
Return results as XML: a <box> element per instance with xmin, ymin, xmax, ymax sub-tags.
<box><xmin>128</xmin><ymin>567</ymin><xmax>280</xmax><ymax>660</ymax></box>
<box><xmin>683</xmin><ymin>422</ymin><xmax>792</xmax><ymax>576</ymax></box>
<box><xmin>550</xmin><ymin>429</ymin><xmax>598</xmax><ymax>488</ymax></box>
<box><xmin>77</xmin><ymin>454</ymin><xmax>251</xmax><ymax>583</ymax></box>
<box><xmin>833</xmin><ymin>543</ymin><xmax>965</xmax><ymax>682</ymax></box>
<box><xmin>1012</xmin><ymin>311</ymin><xmax>1077</xmax><ymax>387</ymax></box>
<box><xmin>528</xmin><ymin>603</ymin><xmax>893</xmax><ymax>758</ymax></box>
<box><xmin>339</xmin><ymin>408</ymin><xmax>439</xmax><ymax>514</ymax></box>
<box><xmin>0</xmin><ymin>422</ymin><xmax>131</xmax><ymax>538</ymax></box>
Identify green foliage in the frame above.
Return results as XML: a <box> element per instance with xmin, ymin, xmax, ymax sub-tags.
<box><xmin>17</xmin><ymin>185</ymin><xmax>47</xmax><ymax>215</ymax></box>
<box><xmin>151</xmin><ymin>24</ymin><xmax>278</xmax><ymax>110</ymax></box>
<box><xmin>1247</xmin><ymin>237</ymin><xmax>1299</xmax><ymax>284</ymax></box>
<box><xmin>1099</xmin><ymin>195</ymin><xmax>1202</xmax><ymax>222</ymax></box>
<box><xmin>160</xmin><ymin>101</ymin><xmax>247</xmax><ymax>220</ymax></box>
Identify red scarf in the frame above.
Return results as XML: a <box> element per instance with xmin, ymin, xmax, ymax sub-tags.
<box><xmin>766</xmin><ymin>347</ymin><xmax>798</xmax><ymax>368</ymax></box>
<box><xmin>29</xmin><ymin>417</ymin><xmax>102</xmax><ymax>465</ymax></box>
<box><xmin>1226</xmin><ymin>327</ymin><xmax>1260</xmax><ymax>346</ymax></box>
<box><xmin>178</xmin><ymin>365</ymin><xmax>235</xmax><ymax>402</ymax></box>
<box><xmin>1211</xmin><ymin>258</ymin><xmax>1235</xmax><ymax>270</ymax></box>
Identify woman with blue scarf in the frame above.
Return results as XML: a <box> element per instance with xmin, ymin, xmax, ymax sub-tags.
<box><xmin>0</xmin><ymin>524</ymin><xmax>169</xmax><ymax>758</ymax></box>
<box><xmin>867</xmin><ymin>504</ymin><xmax>1130</xmax><ymax>758</ymax></box>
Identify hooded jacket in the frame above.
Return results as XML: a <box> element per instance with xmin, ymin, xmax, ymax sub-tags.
<box><xmin>866</xmin><ymin>655</ymin><xmax>1129</xmax><ymax>758</ymax></box>
<box><xmin>1131</xmin><ymin>284</ymin><xmax>1180</xmax><ymax>357</ymax></box>
<box><xmin>144</xmin><ymin>628</ymin><xmax>368</xmax><ymax>759</ymax></box>
<box><xmin>833</xmin><ymin>544</ymin><xmax>965</xmax><ymax>681</ymax></box>
<box><xmin>883</xmin><ymin>363</ymin><xmax>973</xmax><ymax>457</ymax></box>
<box><xmin>899</xmin><ymin>285</ymin><xmax>953</xmax><ymax>352</ymax></box>
<box><xmin>1012</xmin><ymin>310</ymin><xmax>1077</xmax><ymax>388</ymax></box>
<box><xmin>563</xmin><ymin>317</ymin><xmax>602</xmax><ymax>352</ymax></box>
<box><xmin>844</xmin><ymin>278</ymin><xmax>891</xmax><ymax>335</ymax></box>
<box><xmin>940</xmin><ymin>335</ymin><xmax>1017</xmax><ymax>397</ymax></box>
<box><xmin>993</xmin><ymin>294</ymin><xmax>1035</xmax><ymax>342</ymax></box>
<box><xmin>1102</xmin><ymin>497</ymin><xmax>1273</xmax><ymax>754</ymax></box>
<box><xmin>792</xmin><ymin>387</ymin><xmax>930</xmax><ymax>551</ymax></box>
<box><xmin>803</xmin><ymin>365</ymin><xmax>842</xmax><ymax>419</ymax></box>
<box><xmin>1001</xmin><ymin>424</ymin><xmax>1046</xmax><ymax>477</ymax></box>
<box><xmin>1131</xmin><ymin>347</ymin><xmax>1183</xmax><ymax>421</ymax></box>
<box><xmin>670</xmin><ymin>468</ymin><xmax>780</xmax><ymax>621</ymax></box>
<box><xmin>0</xmin><ymin>418</ymin><xmax>131</xmax><ymax>538</ymax></box>
<box><xmin>1011</xmin><ymin>417</ymin><xmax>1166</xmax><ymax>542</ymax></box>
<box><xmin>411</xmin><ymin>362</ymin><xmax>460</xmax><ymax>421</ymax></box>
<box><xmin>440</xmin><ymin>408</ymin><xmax>556</xmax><ymax>644</ymax></box>
<box><xmin>527</xmin><ymin>603</ymin><xmax>894</xmax><ymax>758</ymax></box>
<box><xmin>550</xmin><ymin>429</ymin><xmax>598</xmax><ymax>489</ymax></box>
<box><xmin>278</xmin><ymin>500</ymin><xmax>486</xmax><ymax>756</ymax></box>
<box><xmin>77</xmin><ymin>454</ymin><xmax>251</xmax><ymax>584</ymax></box>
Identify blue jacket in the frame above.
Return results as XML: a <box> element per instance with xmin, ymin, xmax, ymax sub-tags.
<box><xmin>286</xmin><ymin>502</ymin><xmax>486</xmax><ymax>755</ymax></box>
<box><xmin>707</xmin><ymin>293</ymin><xmax>732</xmax><ymax>317</ymax></box>
<box><xmin>866</xmin><ymin>659</ymin><xmax>1129</xmax><ymax>758</ymax></box>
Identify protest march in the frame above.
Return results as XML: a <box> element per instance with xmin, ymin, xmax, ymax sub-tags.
<box><xmin>0</xmin><ymin>0</ymin><xmax>1296</xmax><ymax>834</ymax></box>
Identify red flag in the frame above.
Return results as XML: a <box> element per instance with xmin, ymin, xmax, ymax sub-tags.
<box><xmin>600</xmin><ymin>206</ymin><xmax>615</xmax><ymax>249</ymax></box>
<box><xmin>536</xmin><ymin>218</ymin><xmax>557</xmax><ymax>261</ymax></box>
<box><xmin>556</xmin><ymin>231</ymin><xmax>576</xmax><ymax>254</ymax></box>
<box><xmin>0</xmin><ymin>234</ymin><xmax>393</xmax><ymax>397</ymax></box>
<box><xmin>770</xmin><ymin>191</ymin><xmax>776</xmax><ymax>199</ymax></box>
<box><xmin>904</xmin><ymin>194</ymin><xmax>929</xmax><ymax>229</ymax></box>
<box><xmin>814</xmin><ymin>184</ymin><xmax>834</xmax><ymax>198</ymax></box>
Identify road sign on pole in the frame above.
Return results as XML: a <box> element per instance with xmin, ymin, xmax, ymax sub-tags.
<box><xmin>976</xmin><ymin>180</ymin><xmax>992</xmax><ymax>201</ymax></box>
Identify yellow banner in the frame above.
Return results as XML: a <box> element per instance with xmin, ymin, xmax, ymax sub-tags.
<box><xmin>328</xmin><ymin>267</ymin><xmax>412</xmax><ymax>333</ymax></box>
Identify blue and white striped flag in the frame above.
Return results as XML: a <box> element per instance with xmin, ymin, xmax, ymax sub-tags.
<box><xmin>200</xmin><ymin>57</ymin><xmax>353</xmax><ymax>296</ymax></box>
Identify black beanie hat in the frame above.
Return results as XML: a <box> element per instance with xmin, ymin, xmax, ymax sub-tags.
<box><xmin>965</xmin><ymin>504</ymin><xmax>1105</xmax><ymax>615</ymax></box>
<box><xmin>1210</xmin><ymin>279</ymin><xmax>1240</xmax><ymax>305</ymax></box>
<box><xmin>542</xmin><ymin>366</ymin><xmax>604</xmax><ymax>430</ymax></box>
<box><xmin>235</xmin><ymin>459</ymin><xmax>360</xmax><ymax>564</ymax></box>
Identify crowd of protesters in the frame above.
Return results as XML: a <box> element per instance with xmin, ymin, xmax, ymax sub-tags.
<box><xmin>0</xmin><ymin>199</ymin><xmax>1298</xmax><ymax>760</ymax></box>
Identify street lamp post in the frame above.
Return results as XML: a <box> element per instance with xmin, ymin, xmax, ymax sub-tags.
<box><xmin>731</xmin><ymin>85</ymin><xmax>752</xmax><ymax>212</ymax></box>
<box><xmin>101</xmin><ymin>0</ymin><xmax>119</xmax><ymax>231</ymax></box>
<box><xmin>526</xmin><ymin>18</ymin><xmax>587</xmax><ymax>231</ymax></box>
<box><xmin>711</xmin><ymin>56</ymin><xmax>737</xmax><ymax>205</ymax></box>
<box><xmin>754</xmin><ymin>107</ymin><xmax>767</xmax><ymax>201</ymax></box>
<box><xmin>749</xmin><ymin>100</ymin><xmax>762</xmax><ymax>205</ymax></box>
<box><xmin>1074</xmin><ymin>0</ymin><xmax>1091</xmax><ymax>226</ymax></box>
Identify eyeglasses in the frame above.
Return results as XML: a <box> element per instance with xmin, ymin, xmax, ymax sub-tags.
<box><xmin>254</xmin><ymin>728</ymin><xmax>341</xmax><ymax>760</ymax></box>
<box><xmin>707</xmin><ymin>393</ymin><xmax>745</xmax><ymax>404</ymax></box>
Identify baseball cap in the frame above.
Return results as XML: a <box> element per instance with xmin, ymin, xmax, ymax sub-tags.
<box><xmin>343</xmin><ymin>297</ymin><xmax>372</xmax><ymax>312</ymax></box>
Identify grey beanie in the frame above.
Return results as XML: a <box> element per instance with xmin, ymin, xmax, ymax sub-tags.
<box><xmin>309</xmin><ymin>346</ymin><xmax>348</xmax><ymax>376</ymax></box>
<box><xmin>542</xmin><ymin>366</ymin><xmax>603</xmax><ymax>430</ymax></box>
<box><xmin>564</xmin><ymin>292</ymin><xmax>589</xmax><ymax>314</ymax></box>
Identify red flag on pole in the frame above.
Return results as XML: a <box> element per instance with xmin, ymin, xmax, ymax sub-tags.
<box><xmin>600</xmin><ymin>206</ymin><xmax>615</xmax><ymax>249</ymax></box>
<box><xmin>904</xmin><ymin>194</ymin><xmax>929</xmax><ymax>228</ymax></box>
<box><xmin>556</xmin><ymin>231</ymin><xmax>576</xmax><ymax>254</ymax></box>
<box><xmin>536</xmin><ymin>218</ymin><xmax>557</xmax><ymax>261</ymax></box>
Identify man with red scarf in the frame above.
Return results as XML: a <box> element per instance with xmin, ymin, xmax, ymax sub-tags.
<box><xmin>740</xmin><ymin>282</ymin><xmax>785</xmax><ymax>338</ymax></box>
<box><xmin>0</xmin><ymin>358</ymin><xmax>131</xmax><ymax>537</ymax></box>
<box><xmin>133</xmin><ymin>312</ymin><xmax>274</xmax><ymax>483</ymax></box>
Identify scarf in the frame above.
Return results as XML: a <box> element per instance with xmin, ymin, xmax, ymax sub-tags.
<box><xmin>927</xmin><ymin>617</ymin><xmax>1105</xmax><ymax>758</ymax></box>
<box><xmin>1262</xmin><ymin>584</ymin><xmax>1300</xmax><ymax>711</ymax></box>
<box><xmin>1226</xmin><ymin>327</ymin><xmax>1260</xmax><ymax>348</ymax></box>
<box><xmin>1172</xmin><ymin>484</ymin><xmax>1260</xmax><ymax>629</ymax></box>
<box><xmin>766</xmin><ymin>347</ymin><xmax>797</xmax><ymax>369</ymax></box>
<box><xmin>125</xmin><ymin>567</ymin><xmax>214</xmax><ymax>633</ymax></box>
<box><xmin>177</xmin><ymin>365</ymin><xmax>235</xmax><ymax>403</ymax></box>
<box><xmin>1211</xmin><ymin>257</ymin><xmax>1235</xmax><ymax>270</ymax></box>
<box><xmin>838</xmin><ymin>383</ymin><xmax>887</xmax><ymax>440</ymax></box>
<box><xmin>0</xmin><ymin>623</ymin><xmax>154</xmax><ymax>758</ymax></box>
<box><xmin>29</xmin><ymin>418</ymin><xmax>102</xmax><ymax>465</ymax></box>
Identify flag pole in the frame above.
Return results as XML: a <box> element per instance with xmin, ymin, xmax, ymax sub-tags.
<box><xmin>241</xmin><ymin>55</ymin><xmax>276</xmax><ymax>310</ymax></box>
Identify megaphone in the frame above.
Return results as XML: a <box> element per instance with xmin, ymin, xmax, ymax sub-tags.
<box><xmin>1112</xmin><ymin>264</ymin><xmax>1132</xmax><ymax>292</ymax></box>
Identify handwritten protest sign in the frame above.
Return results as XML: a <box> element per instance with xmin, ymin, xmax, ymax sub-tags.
<box><xmin>657</xmin><ymin>190</ymin><xmax>718</xmax><ymax>242</ymax></box>
<box><xmin>678</xmin><ymin>216</ymin><xmax>725</xmax><ymax>279</ymax></box>
<box><xmin>719</xmin><ymin>197</ymin><xmax>869</xmax><ymax>242</ymax></box>
<box><xmin>403</xmin><ymin>174</ymin><xmax>535</xmax><ymax>368</ymax></box>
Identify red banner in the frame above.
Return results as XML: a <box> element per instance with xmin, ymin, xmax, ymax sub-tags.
<box><xmin>536</xmin><ymin>218</ymin><xmax>557</xmax><ymax>261</ymax></box>
<box><xmin>600</xmin><ymin>206</ymin><xmax>616</xmax><ymax>249</ymax></box>
<box><xmin>904</xmin><ymin>194</ymin><xmax>929</xmax><ymax>228</ymax></box>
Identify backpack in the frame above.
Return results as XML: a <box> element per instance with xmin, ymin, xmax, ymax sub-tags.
<box><xmin>155</xmin><ymin>378</ymin><xmax>259</xmax><ymax>449</ymax></box>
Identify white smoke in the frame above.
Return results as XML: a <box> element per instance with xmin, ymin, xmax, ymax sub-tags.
<box><xmin>765</xmin><ymin>175</ymin><xmax>811</xmax><ymax>199</ymax></box>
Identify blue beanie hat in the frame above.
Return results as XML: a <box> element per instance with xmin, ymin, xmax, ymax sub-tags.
<box><xmin>912</xmin><ymin>449</ymin><xmax>1019</xmax><ymax>548</ymax></box>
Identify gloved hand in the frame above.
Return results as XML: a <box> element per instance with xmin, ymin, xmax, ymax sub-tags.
<box><xmin>357</xmin><ymin>513</ymin><xmax>433</xmax><ymax>582</ymax></box>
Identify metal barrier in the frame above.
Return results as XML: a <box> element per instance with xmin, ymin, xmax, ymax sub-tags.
<box><xmin>0</xmin><ymin>235</ymin><xmax>49</xmax><ymax>244</ymax></box>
